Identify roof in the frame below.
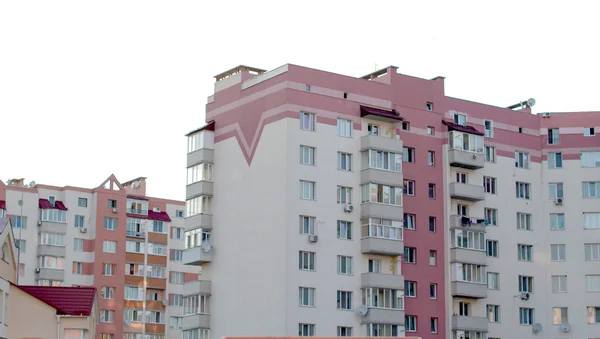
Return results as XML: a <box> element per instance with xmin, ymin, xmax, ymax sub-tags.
<box><xmin>186</xmin><ymin>120</ymin><xmax>215</xmax><ymax>137</ymax></box>
<box><xmin>148</xmin><ymin>210</ymin><xmax>172</xmax><ymax>222</ymax></box>
<box><xmin>360</xmin><ymin>105</ymin><xmax>404</xmax><ymax>122</ymax></box>
<box><xmin>39</xmin><ymin>199</ymin><xmax>68</xmax><ymax>211</ymax></box>
<box><xmin>214</xmin><ymin>65</ymin><xmax>267</xmax><ymax>80</ymax></box>
<box><xmin>127</xmin><ymin>195</ymin><xmax>149</xmax><ymax>201</ymax></box>
<box><xmin>15</xmin><ymin>285</ymin><xmax>96</xmax><ymax>316</ymax></box>
<box><xmin>442</xmin><ymin>120</ymin><xmax>485</xmax><ymax>136</ymax></box>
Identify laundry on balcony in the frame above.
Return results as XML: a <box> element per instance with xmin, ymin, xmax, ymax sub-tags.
<box><xmin>460</xmin><ymin>216</ymin><xmax>488</xmax><ymax>226</ymax></box>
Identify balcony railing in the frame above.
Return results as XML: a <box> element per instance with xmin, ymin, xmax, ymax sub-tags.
<box><xmin>126</xmin><ymin>230</ymin><xmax>146</xmax><ymax>238</ymax></box>
<box><xmin>127</xmin><ymin>208</ymin><xmax>148</xmax><ymax>215</ymax></box>
<box><xmin>361</xmin><ymin>223</ymin><xmax>403</xmax><ymax>241</ymax></box>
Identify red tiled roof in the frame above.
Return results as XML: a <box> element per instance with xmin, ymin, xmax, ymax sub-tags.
<box><xmin>442</xmin><ymin>120</ymin><xmax>485</xmax><ymax>136</ymax></box>
<box><xmin>185</xmin><ymin>121</ymin><xmax>215</xmax><ymax>136</ymax></box>
<box><xmin>360</xmin><ymin>105</ymin><xmax>404</xmax><ymax>121</ymax></box>
<box><xmin>148</xmin><ymin>210</ymin><xmax>172</xmax><ymax>222</ymax></box>
<box><xmin>39</xmin><ymin>199</ymin><xmax>68</xmax><ymax>211</ymax></box>
<box><xmin>15</xmin><ymin>285</ymin><xmax>96</xmax><ymax>316</ymax></box>
<box><xmin>127</xmin><ymin>195</ymin><xmax>149</xmax><ymax>201</ymax></box>
<box><xmin>0</xmin><ymin>200</ymin><xmax>5</xmax><ymax>210</ymax></box>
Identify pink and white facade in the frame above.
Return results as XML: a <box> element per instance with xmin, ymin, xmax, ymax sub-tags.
<box><xmin>183</xmin><ymin>64</ymin><xmax>600</xmax><ymax>339</ymax></box>
<box><xmin>0</xmin><ymin>176</ymin><xmax>198</xmax><ymax>339</ymax></box>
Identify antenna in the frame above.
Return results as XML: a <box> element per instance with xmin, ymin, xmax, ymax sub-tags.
<box><xmin>357</xmin><ymin>305</ymin><xmax>369</xmax><ymax>316</ymax></box>
<box><xmin>532</xmin><ymin>323</ymin><xmax>542</xmax><ymax>334</ymax></box>
<box><xmin>201</xmin><ymin>240</ymin><xmax>212</xmax><ymax>253</ymax></box>
<box><xmin>374</xmin><ymin>63</ymin><xmax>378</xmax><ymax>71</ymax></box>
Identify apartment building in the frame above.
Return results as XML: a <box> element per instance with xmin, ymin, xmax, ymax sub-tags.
<box><xmin>0</xmin><ymin>175</ymin><xmax>198</xmax><ymax>339</ymax></box>
<box><xmin>182</xmin><ymin>64</ymin><xmax>600</xmax><ymax>339</ymax></box>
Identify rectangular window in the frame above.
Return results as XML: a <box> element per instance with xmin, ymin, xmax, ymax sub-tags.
<box><xmin>518</xmin><ymin>244</ymin><xmax>533</xmax><ymax>262</ymax></box>
<box><xmin>107</xmin><ymin>199</ymin><xmax>117</xmax><ymax>208</ymax></box>
<box><xmin>428</xmin><ymin>217</ymin><xmax>436</xmax><ymax>232</ymax></box>
<box><xmin>300</xmin><ymin>146</ymin><xmax>315</xmax><ymax>165</ymax></box>
<box><xmin>39</xmin><ymin>233</ymin><xmax>65</xmax><ymax>246</ymax></box>
<box><xmin>300</xmin><ymin>181</ymin><xmax>315</xmax><ymax>200</ymax></box>
<box><xmin>551</xmin><ymin>244</ymin><xmax>566</xmax><ymax>261</ymax></box>
<box><xmin>170</xmin><ymin>272</ymin><xmax>184</xmax><ymax>284</ymax></box>
<box><xmin>11</xmin><ymin>216</ymin><xmax>27</xmax><ymax>229</ymax></box>
<box><xmin>172</xmin><ymin>227</ymin><xmax>183</xmax><ymax>239</ymax></box>
<box><xmin>585</xmin><ymin>243</ymin><xmax>600</xmax><ymax>261</ymax></box>
<box><xmin>403</xmin><ymin>147</ymin><xmax>415</xmax><ymax>163</ymax></box>
<box><xmin>516</xmin><ymin>182</ymin><xmax>531</xmax><ymax>199</ymax></box>
<box><xmin>551</xmin><ymin>307</ymin><xmax>568</xmax><ymax>325</ymax></box>
<box><xmin>300</xmin><ymin>112</ymin><xmax>316</xmax><ymax>131</ymax></box>
<box><xmin>548</xmin><ymin>152</ymin><xmax>563</xmax><ymax>169</ymax></box>
<box><xmin>589</xmin><ymin>307</ymin><xmax>600</xmax><ymax>323</ymax></box>
<box><xmin>519</xmin><ymin>275</ymin><xmax>534</xmax><ymax>293</ymax></box>
<box><xmin>429</xmin><ymin>250</ymin><xmax>437</xmax><ymax>266</ymax></box>
<box><xmin>483</xmin><ymin>177</ymin><xmax>497</xmax><ymax>194</ymax></box>
<box><xmin>580</xmin><ymin>151</ymin><xmax>600</xmax><ymax>167</ymax></box>
<box><xmin>78</xmin><ymin>198</ymin><xmax>87</xmax><ymax>207</ymax></box>
<box><xmin>449</xmin><ymin>131</ymin><xmax>483</xmax><ymax>153</ymax></box>
<box><xmin>103</xmin><ymin>241</ymin><xmax>117</xmax><ymax>253</ymax></box>
<box><xmin>73</xmin><ymin>238</ymin><xmax>83</xmax><ymax>252</ymax></box>
<box><xmin>430</xmin><ymin>284</ymin><xmax>437</xmax><ymax>299</ymax></box>
<box><xmin>486</xmin><ymin>240</ymin><xmax>498</xmax><ymax>257</ymax></box>
<box><xmin>337</xmin><ymin>326</ymin><xmax>352</xmax><ymax>337</ymax></box>
<box><xmin>427</xmin><ymin>151</ymin><xmax>435</xmax><ymax>166</ymax></box>
<box><xmin>298</xmin><ymin>287</ymin><xmax>315</xmax><ymax>307</ymax></box>
<box><xmin>430</xmin><ymin>317</ymin><xmax>438</xmax><ymax>333</ymax></box>
<box><xmin>515</xmin><ymin>151</ymin><xmax>530</xmax><ymax>168</ymax></box>
<box><xmin>455</xmin><ymin>263</ymin><xmax>487</xmax><ymax>283</ymax></box>
<box><xmin>487</xmin><ymin>304</ymin><xmax>500</xmax><ymax>322</ymax></box>
<box><xmin>104</xmin><ymin>217</ymin><xmax>117</xmax><ymax>230</ymax></box>
<box><xmin>404</xmin><ymin>214</ymin><xmax>416</xmax><ymax>230</ymax></box>
<box><xmin>298</xmin><ymin>323</ymin><xmax>315</xmax><ymax>336</ymax></box>
<box><xmin>405</xmin><ymin>281</ymin><xmax>417</xmax><ymax>297</ymax></box>
<box><xmin>405</xmin><ymin>315</ymin><xmax>417</xmax><ymax>332</ymax></box>
<box><xmin>363</xmin><ymin>288</ymin><xmax>404</xmax><ymax>309</ymax></box>
<box><xmin>337</xmin><ymin>186</ymin><xmax>352</xmax><ymax>204</ymax></box>
<box><xmin>484</xmin><ymin>120</ymin><xmax>494</xmax><ymax>138</ymax></box>
<box><xmin>368</xmin><ymin>259</ymin><xmax>381</xmax><ymax>273</ymax></box>
<box><xmin>454</xmin><ymin>113</ymin><xmax>467</xmax><ymax>126</ymax></box>
<box><xmin>186</xmin><ymin>163</ymin><xmax>213</xmax><ymax>184</ymax></box>
<box><xmin>337</xmin><ymin>152</ymin><xmax>352</xmax><ymax>171</ymax></box>
<box><xmin>170</xmin><ymin>316</ymin><xmax>182</xmax><ymax>329</ymax></box>
<box><xmin>368</xmin><ymin>123</ymin><xmax>379</xmax><ymax>135</ymax></box>
<box><xmin>586</xmin><ymin>275</ymin><xmax>600</xmax><ymax>292</ymax></box>
<box><xmin>73</xmin><ymin>262</ymin><xmax>83</xmax><ymax>275</ymax></box>
<box><xmin>427</xmin><ymin>126</ymin><xmax>435</xmax><ymax>135</ymax></box>
<box><xmin>15</xmin><ymin>239</ymin><xmax>25</xmax><ymax>253</ymax></box>
<box><xmin>363</xmin><ymin>149</ymin><xmax>402</xmax><ymax>172</ymax></box>
<box><xmin>337</xmin><ymin>256</ymin><xmax>352</xmax><ymax>275</ymax></box>
<box><xmin>402</xmin><ymin>121</ymin><xmax>410</xmax><ymax>131</ymax></box>
<box><xmin>428</xmin><ymin>183</ymin><xmax>436</xmax><ymax>199</ymax></box>
<box><xmin>517</xmin><ymin>213</ymin><xmax>532</xmax><ymax>230</ymax></box>
<box><xmin>552</xmin><ymin>275</ymin><xmax>567</xmax><ymax>293</ymax></box>
<box><xmin>520</xmin><ymin>308</ymin><xmax>535</xmax><ymax>325</ymax></box>
<box><xmin>101</xmin><ymin>287</ymin><xmax>114</xmax><ymax>299</ymax></box>
<box><xmin>403</xmin><ymin>180</ymin><xmax>415</xmax><ymax>196</ymax></box>
<box><xmin>186</xmin><ymin>195</ymin><xmax>212</xmax><ymax>217</ymax></box>
<box><xmin>485</xmin><ymin>146</ymin><xmax>496</xmax><ymax>163</ymax></box>
<box><xmin>337</xmin><ymin>221</ymin><xmax>352</xmax><ymax>240</ymax></box>
<box><xmin>404</xmin><ymin>247</ymin><xmax>416</xmax><ymax>264</ymax></box>
<box><xmin>454</xmin><ymin>229</ymin><xmax>486</xmax><ymax>251</ymax></box>
<box><xmin>550</xmin><ymin>213</ymin><xmax>565</xmax><ymax>230</ymax></box>
<box><xmin>336</xmin><ymin>290</ymin><xmax>352</xmax><ymax>310</ymax></box>
<box><xmin>456</xmin><ymin>172</ymin><xmax>467</xmax><ymax>184</ymax></box>
<box><xmin>457</xmin><ymin>204</ymin><xmax>468</xmax><ymax>216</ymax></box>
<box><xmin>170</xmin><ymin>249</ymin><xmax>183</xmax><ymax>262</ymax></box>
<box><xmin>583</xmin><ymin>181</ymin><xmax>600</xmax><ymax>198</ymax></box>
<box><xmin>299</xmin><ymin>216</ymin><xmax>316</xmax><ymax>235</ymax></box>
<box><xmin>103</xmin><ymin>263</ymin><xmax>116</xmax><ymax>276</ymax></box>
<box><xmin>485</xmin><ymin>208</ymin><xmax>498</xmax><ymax>226</ymax></box>
<box><xmin>584</xmin><ymin>127</ymin><xmax>596</xmax><ymax>136</ymax></box>
<box><xmin>299</xmin><ymin>251</ymin><xmax>315</xmax><ymax>271</ymax></box>
<box><xmin>176</xmin><ymin>210</ymin><xmax>184</xmax><ymax>218</ymax></box>
<box><xmin>549</xmin><ymin>183</ymin><xmax>564</xmax><ymax>199</ymax></box>
<box><xmin>74</xmin><ymin>215</ymin><xmax>85</xmax><ymax>228</ymax></box>
<box><xmin>584</xmin><ymin>213</ymin><xmax>600</xmax><ymax>229</ymax></box>
<box><xmin>548</xmin><ymin>128</ymin><xmax>559</xmax><ymax>144</ymax></box>
<box><xmin>100</xmin><ymin>310</ymin><xmax>114</xmax><ymax>323</ymax></box>
<box><xmin>337</xmin><ymin>118</ymin><xmax>352</xmax><ymax>137</ymax></box>
<box><xmin>361</xmin><ymin>183</ymin><xmax>402</xmax><ymax>205</ymax></box>
<box><xmin>487</xmin><ymin>272</ymin><xmax>499</xmax><ymax>290</ymax></box>
<box><xmin>41</xmin><ymin>209</ymin><xmax>67</xmax><ymax>223</ymax></box>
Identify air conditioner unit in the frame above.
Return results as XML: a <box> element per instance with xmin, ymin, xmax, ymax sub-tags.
<box><xmin>308</xmin><ymin>235</ymin><xmax>318</xmax><ymax>243</ymax></box>
<box><xmin>344</xmin><ymin>204</ymin><xmax>354</xmax><ymax>213</ymax></box>
<box><xmin>554</xmin><ymin>198</ymin><xmax>563</xmax><ymax>206</ymax></box>
<box><xmin>153</xmin><ymin>207</ymin><xmax>160</xmax><ymax>212</ymax></box>
<box><xmin>112</xmin><ymin>207</ymin><xmax>118</xmax><ymax>213</ymax></box>
<box><xmin>80</xmin><ymin>228</ymin><xmax>88</xmax><ymax>233</ymax></box>
<box><xmin>37</xmin><ymin>221</ymin><xmax>42</xmax><ymax>226</ymax></box>
<box><xmin>541</xmin><ymin>112</ymin><xmax>550</xmax><ymax>118</ymax></box>
<box><xmin>35</xmin><ymin>268</ymin><xmax>40</xmax><ymax>274</ymax></box>
<box><xmin>520</xmin><ymin>292</ymin><xmax>530</xmax><ymax>301</ymax></box>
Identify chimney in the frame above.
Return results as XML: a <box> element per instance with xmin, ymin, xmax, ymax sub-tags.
<box><xmin>9</xmin><ymin>178</ymin><xmax>25</xmax><ymax>187</ymax></box>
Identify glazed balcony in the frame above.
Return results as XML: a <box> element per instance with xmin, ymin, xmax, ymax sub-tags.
<box><xmin>360</xmin><ymin>220</ymin><xmax>404</xmax><ymax>256</ymax></box>
<box><xmin>448</xmin><ymin>130</ymin><xmax>485</xmax><ymax>169</ymax></box>
<box><xmin>451</xmin><ymin>315</ymin><xmax>489</xmax><ymax>332</ymax></box>
<box><xmin>360</xmin><ymin>135</ymin><xmax>403</xmax><ymax>154</ymax></box>
<box><xmin>186</xmin><ymin>181</ymin><xmax>214</xmax><ymax>200</ymax></box>
<box><xmin>449</xmin><ymin>215</ymin><xmax>487</xmax><ymax>232</ymax></box>
<box><xmin>449</xmin><ymin>183</ymin><xmax>485</xmax><ymax>202</ymax></box>
<box><xmin>37</xmin><ymin>245</ymin><xmax>66</xmax><ymax>258</ymax></box>
<box><xmin>182</xmin><ymin>314</ymin><xmax>210</xmax><ymax>330</ymax></box>
<box><xmin>187</xmin><ymin>149</ymin><xmax>214</xmax><ymax>168</ymax></box>
<box><xmin>361</xmin><ymin>273</ymin><xmax>404</xmax><ymax>290</ymax></box>
<box><xmin>37</xmin><ymin>268</ymin><xmax>65</xmax><ymax>281</ymax></box>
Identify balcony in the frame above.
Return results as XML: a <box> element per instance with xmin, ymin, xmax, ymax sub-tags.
<box><xmin>186</xmin><ymin>181</ymin><xmax>214</xmax><ymax>200</ymax></box>
<box><xmin>360</xmin><ymin>169</ymin><xmax>403</xmax><ymax>187</ymax></box>
<box><xmin>184</xmin><ymin>280</ymin><xmax>211</xmax><ymax>296</ymax></box>
<box><xmin>449</xmin><ymin>183</ymin><xmax>485</xmax><ymax>202</ymax></box>
<box><xmin>360</xmin><ymin>222</ymin><xmax>404</xmax><ymax>256</ymax></box>
<box><xmin>182</xmin><ymin>314</ymin><xmax>210</xmax><ymax>330</ymax></box>
<box><xmin>361</xmin><ymin>273</ymin><xmax>404</xmax><ymax>290</ymax></box>
<box><xmin>37</xmin><ymin>268</ymin><xmax>65</xmax><ymax>281</ymax></box>
<box><xmin>126</xmin><ymin>208</ymin><xmax>148</xmax><ymax>215</ymax></box>
<box><xmin>451</xmin><ymin>281</ymin><xmax>487</xmax><ymax>299</ymax></box>
<box><xmin>361</xmin><ymin>238</ymin><xmax>404</xmax><ymax>256</ymax></box>
<box><xmin>448</xmin><ymin>149</ymin><xmax>484</xmax><ymax>169</ymax></box>
<box><xmin>183</xmin><ymin>246</ymin><xmax>213</xmax><ymax>266</ymax></box>
<box><xmin>361</xmin><ymin>203</ymin><xmax>403</xmax><ymax>220</ymax></box>
<box><xmin>360</xmin><ymin>135</ymin><xmax>403</xmax><ymax>154</ymax></box>
<box><xmin>39</xmin><ymin>222</ymin><xmax>66</xmax><ymax>234</ymax></box>
<box><xmin>449</xmin><ymin>215</ymin><xmax>487</xmax><ymax>233</ymax></box>
<box><xmin>187</xmin><ymin>149</ymin><xmax>214</xmax><ymax>167</ymax></box>
<box><xmin>361</xmin><ymin>308</ymin><xmax>405</xmax><ymax>325</ymax></box>
<box><xmin>450</xmin><ymin>248</ymin><xmax>487</xmax><ymax>266</ymax></box>
<box><xmin>185</xmin><ymin>213</ymin><xmax>213</xmax><ymax>230</ymax></box>
<box><xmin>126</xmin><ymin>230</ymin><xmax>146</xmax><ymax>239</ymax></box>
<box><xmin>451</xmin><ymin>315</ymin><xmax>489</xmax><ymax>332</ymax></box>
<box><xmin>37</xmin><ymin>245</ymin><xmax>66</xmax><ymax>257</ymax></box>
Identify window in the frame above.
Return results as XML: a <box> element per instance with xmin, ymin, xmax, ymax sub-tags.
<box><xmin>337</xmin><ymin>221</ymin><xmax>352</xmax><ymax>240</ymax></box>
<box><xmin>402</xmin><ymin>121</ymin><xmax>410</xmax><ymax>131</ymax></box>
<box><xmin>581</xmin><ymin>151</ymin><xmax>600</xmax><ymax>167</ymax></box>
<box><xmin>551</xmin><ymin>244</ymin><xmax>566</xmax><ymax>261</ymax></box>
<box><xmin>300</xmin><ymin>112</ymin><xmax>316</xmax><ymax>131</ymax></box>
<box><xmin>428</xmin><ymin>217</ymin><xmax>436</xmax><ymax>232</ymax></box>
<box><xmin>150</xmin><ymin>220</ymin><xmax>167</xmax><ymax>233</ymax></box>
<box><xmin>363</xmin><ymin>288</ymin><xmax>404</xmax><ymax>309</ymax></box>
<box><xmin>74</xmin><ymin>215</ymin><xmax>85</xmax><ymax>228</ymax></box>
<box><xmin>517</xmin><ymin>213</ymin><xmax>532</xmax><ymax>230</ymax></box>
<box><xmin>108</xmin><ymin>199</ymin><xmax>117</xmax><ymax>208</ymax></box>
<box><xmin>337</xmin><ymin>290</ymin><xmax>352</xmax><ymax>310</ymax></box>
<box><xmin>584</xmin><ymin>213</ymin><xmax>600</xmax><ymax>229</ymax></box>
<box><xmin>104</xmin><ymin>217</ymin><xmax>117</xmax><ymax>230</ymax></box>
<box><xmin>337</xmin><ymin>256</ymin><xmax>352</xmax><ymax>275</ymax></box>
<box><xmin>103</xmin><ymin>263</ymin><xmax>116</xmax><ymax>276</ymax></box>
<box><xmin>170</xmin><ymin>249</ymin><xmax>183</xmax><ymax>262</ymax></box>
<box><xmin>486</xmin><ymin>240</ymin><xmax>498</xmax><ymax>257</ymax></box>
<box><xmin>368</xmin><ymin>259</ymin><xmax>381</xmax><ymax>273</ymax></box>
<box><xmin>454</xmin><ymin>113</ymin><xmax>467</xmax><ymax>126</ymax></box>
<box><xmin>548</xmin><ymin>152</ymin><xmax>563</xmax><ymax>169</ymax></box>
<box><xmin>78</xmin><ymin>198</ymin><xmax>87</xmax><ymax>207</ymax></box>
<box><xmin>300</xmin><ymin>180</ymin><xmax>315</xmax><ymax>200</ymax></box>
<box><xmin>300</xmin><ymin>146</ymin><xmax>315</xmax><ymax>165</ymax></box>
<box><xmin>184</xmin><ymin>228</ymin><xmax>211</xmax><ymax>250</ymax></box>
<box><xmin>170</xmin><ymin>294</ymin><xmax>184</xmax><ymax>306</ymax></box>
<box><xmin>405</xmin><ymin>281</ymin><xmax>417</xmax><ymax>297</ymax></box>
<box><xmin>299</xmin><ymin>287</ymin><xmax>315</xmax><ymax>307</ymax></box>
<box><xmin>18</xmin><ymin>263</ymin><xmax>24</xmax><ymax>277</ymax></box>
<box><xmin>170</xmin><ymin>272</ymin><xmax>184</xmax><ymax>284</ymax></box>
<box><xmin>39</xmin><ymin>233</ymin><xmax>65</xmax><ymax>246</ymax></box>
<box><xmin>299</xmin><ymin>251</ymin><xmax>315</xmax><ymax>271</ymax></box>
<box><xmin>366</xmin><ymin>324</ymin><xmax>402</xmax><ymax>337</ymax></box>
<box><xmin>299</xmin><ymin>216</ymin><xmax>315</xmax><ymax>235</ymax></box>
<box><xmin>41</xmin><ymin>209</ymin><xmax>67</xmax><ymax>223</ymax></box>
<box><xmin>404</xmin><ymin>214</ymin><xmax>415</xmax><ymax>230</ymax></box>
<box><xmin>484</xmin><ymin>120</ymin><xmax>493</xmax><ymax>138</ymax></box>
<box><xmin>454</xmin><ymin>230</ymin><xmax>486</xmax><ymax>251</ymax></box>
<box><xmin>516</xmin><ymin>182</ymin><xmax>531</xmax><ymax>199</ymax></box>
<box><xmin>487</xmin><ymin>305</ymin><xmax>500</xmax><ymax>322</ymax></box>
<box><xmin>103</xmin><ymin>241</ymin><xmax>117</xmax><ymax>253</ymax></box>
<box><xmin>170</xmin><ymin>317</ymin><xmax>182</xmax><ymax>329</ymax></box>
<box><xmin>586</xmin><ymin>275</ymin><xmax>600</xmax><ymax>292</ymax></box>
<box><xmin>550</xmin><ymin>213</ymin><xmax>565</xmax><ymax>230</ymax></box>
<box><xmin>585</xmin><ymin>243</ymin><xmax>600</xmax><ymax>261</ymax></box>
<box><xmin>183</xmin><ymin>295</ymin><xmax>209</xmax><ymax>315</ymax></box>
<box><xmin>337</xmin><ymin>326</ymin><xmax>352</xmax><ymax>337</ymax></box>
<box><xmin>449</xmin><ymin>131</ymin><xmax>483</xmax><ymax>153</ymax></box>
<box><xmin>548</xmin><ymin>128</ymin><xmax>559</xmax><ymax>144</ymax></box>
<box><xmin>305</xmin><ymin>84</ymin><xmax>311</xmax><ymax>92</ymax></box>
<box><xmin>363</xmin><ymin>149</ymin><xmax>402</xmax><ymax>172</ymax></box>
<box><xmin>457</xmin><ymin>204</ymin><xmax>468</xmax><ymax>216</ymax></box>
<box><xmin>520</xmin><ymin>308</ymin><xmax>535</xmax><ymax>325</ymax></box>
<box><xmin>484</xmin><ymin>146</ymin><xmax>496</xmax><ymax>163</ymax></box>
<box><xmin>429</xmin><ymin>284</ymin><xmax>437</xmax><ymax>299</ymax></box>
<box><xmin>483</xmin><ymin>177</ymin><xmax>497</xmax><ymax>194</ymax></box>
<box><xmin>361</xmin><ymin>183</ymin><xmax>402</xmax><ymax>205</ymax></box>
<box><xmin>100</xmin><ymin>310</ymin><xmax>114</xmax><ymax>323</ymax></box>
<box><xmin>101</xmin><ymin>287</ymin><xmax>114</xmax><ymax>299</ymax></box>
<box><xmin>403</xmin><ymin>180</ymin><xmax>415</xmax><ymax>196</ymax></box>
<box><xmin>487</xmin><ymin>272</ymin><xmax>499</xmax><ymax>290</ymax></box>
<box><xmin>583</xmin><ymin>181</ymin><xmax>600</xmax><ymax>198</ymax></box>
<box><xmin>183</xmin><ymin>329</ymin><xmax>209</xmax><ymax>339</ymax></box>
<box><xmin>16</xmin><ymin>239</ymin><xmax>25</xmax><ymax>253</ymax></box>
<box><xmin>515</xmin><ymin>151</ymin><xmax>530</xmax><ymax>168</ymax></box>
<box><xmin>405</xmin><ymin>315</ymin><xmax>417</xmax><ymax>332</ymax></box>
<box><xmin>518</xmin><ymin>244</ymin><xmax>533</xmax><ymax>262</ymax></box>
<box><xmin>429</xmin><ymin>250</ymin><xmax>437</xmax><ymax>265</ymax></box>
<box><xmin>186</xmin><ymin>195</ymin><xmax>212</xmax><ymax>216</ymax></box>
<box><xmin>72</xmin><ymin>262</ymin><xmax>83</xmax><ymax>275</ymax></box>
<box><xmin>427</xmin><ymin>126</ymin><xmax>435</xmax><ymax>135</ymax></box>
<box><xmin>73</xmin><ymin>238</ymin><xmax>83</xmax><ymax>252</ymax></box>
<box><xmin>126</xmin><ymin>241</ymin><xmax>142</xmax><ymax>253</ymax></box>
<box><xmin>368</xmin><ymin>123</ymin><xmax>379</xmax><ymax>135</ymax></box>
<box><xmin>428</xmin><ymin>183</ymin><xmax>436</xmax><ymax>199</ymax></box>
<box><xmin>337</xmin><ymin>186</ymin><xmax>352</xmax><ymax>204</ymax></box>
<box><xmin>175</xmin><ymin>210</ymin><xmax>184</xmax><ymax>218</ymax></box>
<box><xmin>552</xmin><ymin>275</ymin><xmax>567</xmax><ymax>292</ymax></box>
<box><xmin>549</xmin><ymin>183</ymin><xmax>564</xmax><ymax>199</ymax></box>
<box><xmin>403</xmin><ymin>147</ymin><xmax>415</xmax><ymax>163</ymax></box>
<box><xmin>456</xmin><ymin>172</ymin><xmax>467</xmax><ymax>184</ymax></box>
<box><xmin>10</xmin><ymin>216</ymin><xmax>27</xmax><ymax>229</ymax></box>
<box><xmin>484</xmin><ymin>208</ymin><xmax>498</xmax><ymax>226</ymax></box>
<box><xmin>426</xmin><ymin>102</ymin><xmax>433</xmax><ymax>111</ymax></box>
<box><xmin>519</xmin><ymin>275</ymin><xmax>534</xmax><ymax>293</ymax></box>
<box><xmin>124</xmin><ymin>286</ymin><xmax>142</xmax><ymax>300</ymax></box>
<box><xmin>337</xmin><ymin>118</ymin><xmax>352</xmax><ymax>137</ymax></box>
<box><xmin>455</xmin><ymin>263</ymin><xmax>486</xmax><ymax>283</ymax></box>
<box><xmin>337</xmin><ymin>152</ymin><xmax>352</xmax><ymax>171</ymax></box>
<box><xmin>585</xmin><ymin>127</ymin><xmax>595</xmax><ymax>136</ymax></box>
<box><xmin>100</xmin><ymin>334</ymin><xmax>114</xmax><ymax>339</ymax></box>
<box><xmin>404</xmin><ymin>247</ymin><xmax>416</xmax><ymax>264</ymax></box>
<box><xmin>552</xmin><ymin>307</ymin><xmax>568</xmax><ymax>324</ymax></box>
<box><xmin>298</xmin><ymin>323</ymin><xmax>315</xmax><ymax>336</ymax></box>
<box><xmin>427</xmin><ymin>151</ymin><xmax>435</xmax><ymax>166</ymax></box>
<box><xmin>172</xmin><ymin>227</ymin><xmax>183</xmax><ymax>239</ymax></box>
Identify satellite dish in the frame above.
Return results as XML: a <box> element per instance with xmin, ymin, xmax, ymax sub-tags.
<box><xmin>162</xmin><ymin>299</ymin><xmax>168</xmax><ymax>306</ymax></box>
<box><xmin>560</xmin><ymin>323</ymin><xmax>571</xmax><ymax>333</ymax></box>
<box><xmin>527</xmin><ymin>98</ymin><xmax>536</xmax><ymax>107</ymax></box>
<box><xmin>200</xmin><ymin>241</ymin><xmax>212</xmax><ymax>253</ymax></box>
<box><xmin>132</xmin><ymin>181</ymin><xmax>140</xmax><ymax>188</ymax></box>
<box><xmin>29</xmin><ymin>181</ymin><xmax>36</xmax><ymax>187</ymax></box>
<box><xmin>357</xmin><ymin>305</ymin><xmax>369</xmax><ymax>316</ymax></box>
<box><xmin>532</xmin><ymin>323</ymin><xmax>542</xmax><ymax>334</ymax></box>
<box><xmin>124</xmin><ymin>320</ymin><xmax>131</xmax><ymax>327</ymax></box>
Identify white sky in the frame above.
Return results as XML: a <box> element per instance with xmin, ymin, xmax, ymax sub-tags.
<box><xmin>0</xmin><ymin>1</ymin><xmax>597</xmax><ymax>200</ymax></box>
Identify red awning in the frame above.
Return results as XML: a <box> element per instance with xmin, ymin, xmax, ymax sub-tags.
<box><xmin>127</xmin><ymin>195</ymin><xmax>148</xmax><ymax>201</ymax></box>
<box><xmin>442</xmin><ymin>120</ymin><xmax>485</xmax><ymax>136</ymax></box>
<box><xmin>148</xmin><ymin>210</ymin><xmax>172</xmax><ymax>222</ymax></box>
<box><xmin>360</xmin><ymin>105</ymin><xmax>403</xmax><ymax>122</ymax></box>
<box><xmin>39</xmin><ymin>199</ymin><xmax>68</xmax><ymax>211</ymax></box>
<box><xmin>0</xmin><ymin>200</ymin><xmax>5</xmax><ymax>210</ymax></box>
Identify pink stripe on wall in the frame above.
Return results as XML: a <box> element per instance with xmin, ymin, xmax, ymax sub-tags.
<box><xmin>184</xmin><ymin>272</ymin><xmax>198</xmax><ymax>283</ymax></box>
<box><xmin>82</xmin><ymin>262</ymin><xmax>94</xmax><ymax>275</ymax></box>
<box><xmin>83</xmin><ymin>239</ymin><xmax>95</xmax><ymax>252</ymax></box>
